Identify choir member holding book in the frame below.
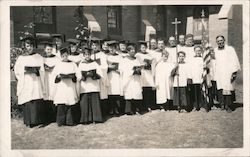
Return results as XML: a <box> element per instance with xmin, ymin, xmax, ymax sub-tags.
<box><xmin>52</xmin><ymin>47</ymin><xmax>79</xmax><ymax>126</ymax></box>
<box><xmin>14</xmin><ymin>36</ymin><xmax>46</xmax><ymax>127</ymax></box>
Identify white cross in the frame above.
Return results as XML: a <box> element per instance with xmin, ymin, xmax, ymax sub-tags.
<box><xmin>171</xmin><ymin>18</ymin><xmax>181</xmax><ymax>36</ymax></box>
<box><xmin>201</xmin><ymin>9</ymin><xmax>205</xmax><ymax>18</ymax></box>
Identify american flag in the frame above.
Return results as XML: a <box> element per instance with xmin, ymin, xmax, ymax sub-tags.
<box><xmin>200</xmin><ymin>9</ymin><xmax>211</xmax><ymax>105</ymax></box>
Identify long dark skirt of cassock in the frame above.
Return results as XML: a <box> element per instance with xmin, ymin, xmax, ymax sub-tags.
<box><xmin>100</xmin><ymin>99</ymin><xmax>108</xmax><ymax>118</ymax></box>
<box><xmin>79</xmin><ymin>92</ymin><xmax>103</xmax><ymax>123</ymax></box>
<box><xmin>43</xmin><ymin>100</ymin><xmax>56</xmax><ymax>123</ymax></box>
<box><xmin>142</xmin><ymin>87</ymin><xmax>156</xmax><ymax>110</ymax></box>
<box><xmin>217</xmin><ymin>89</ymin><xmax>235</xmax><ymax>109</ymax></box>
<box><xmin>190</xmin><ymin>84</ymin><xmax>204</xmax><ymax>110</ymax></box>
<box><xmin>56</xmin><ymin>104</ymin><xmax>77</xmax><ymax>126</ymax></box>
<box><xmin>125</xmin><ymin>99</ymin><xmax>142</xmax><ymax>114</ymax></box>
<box><xmin>210</xmin><ymin>81</ymin><xmax>218</xmax><ymax>100</ymax></box>
<box><xmin>119</xmin><ymin>96</ymin><xmax>126</xmax><ymax>115</ymax></box>
<box><xmin>173</xmin><ymin>87</ymin><xmax>189</xmax><ymax>108</ymax></box>
<box><xmin>22</xmin><ymin>99</ymin><xmax>44</xmax><ymax>126</ymax></box>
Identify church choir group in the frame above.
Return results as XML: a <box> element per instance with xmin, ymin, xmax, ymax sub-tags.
<box><xmin>14</xmin><ymin>33</ymin><xmax>241</xmax><ymax>127</ymax></box>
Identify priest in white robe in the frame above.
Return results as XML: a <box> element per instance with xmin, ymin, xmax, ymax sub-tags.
<box><xmin>214</xmin><ymin>35</ymin><xmax>241</xmax><ymax>112</ymax></box>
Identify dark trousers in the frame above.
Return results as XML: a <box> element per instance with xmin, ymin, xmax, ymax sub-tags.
<box><xmin>217</xmin><ymin>89</ymin><xmax>234</xmax><ymax>110</ymax></box>
<box><xmin>100</xmin><ymin>99</ymin><xmax>108</xmax><ymax>118</ymax></box>
<box><xmin>190</xmin><ymin>84</ymin><xmax>203</xmax><ymax>110</ymax></box>
<box><xmin>142</xmin><ymin>87</ymin><xmax>156</xmax><ymax>110</ymax></box>
<box><xmin>157</xmin><ymin>99</ymin><xmax>173</xmax><ymax>111</ymax></box>
<box><xmin>125</xmin><ymin>99</ymin><xmax>142</xmax><ymax>114</ymax></box>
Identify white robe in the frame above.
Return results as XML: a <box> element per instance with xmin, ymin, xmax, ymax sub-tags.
<box><xmin>120</xmin><ymin>57</ymin><xmax>143</xmax><ymax>100</ymax></box>
<box><xmin>106</xmin><ymin>54</ymin><xmax>123</xmax><ymax>96</ymax></box>
<box><xmin>214</xmin><ymin>45</ymin><xmax>241</xmax><ymax>92</ymax></box>
<box><xmin>135</xmin><ymin>52</ymin><xmax>155</xmax><ymax>87</ymax></box>
<box><xmin>190</xmin><ymin>57</ymin><xmax>203</xmax><ymax>84</ymax></box>
<box><xmin>43</xmin><ymin>55</ymin><xmax>60</xmax><ymax>100</ymax></box>
<box><xmin>68</xmin><ymin>53</ymin><xmax>83</xmax><ymax>64</ymax></box>
<box><xmin>165</xmin><ymin>47</ymin><xmax>178</xmax><ymax>63</ymax></box>
<box><xmin>173</xmin><ymin>63</ymin><xmax>190</xmax><ymax>87</ymax></box>
<box><xmin>91</xmin><ymin>51</ymin><xmax>109</xmax><ymax>99</ymax></box>
<box><xmin>52</xmin><ymin>61</ymin><xmax>79</xmax><ymax>105</ymax></box>
<box><xmin>76</xmin><ymin>61</ymin><xmax>103</xmax><ymax>94</ymax></box>
<box><xmin>148</xmin><ymin>49</ymin><xmax>162</xmax><ymax>64</ymax></box>
<box><xmin>14</xmin><ymin>54</ymin><xmax>45</xmax><ymax>105</ymax></box>
<box><xmin>155</xmin><ymin>61</ymin><xmax>175</xmax><ymax>104</ymax></box>
<box><xmin>181</xmin><ymin>46</ymin><xmax>195</xmax><ymax>63</ymax></box>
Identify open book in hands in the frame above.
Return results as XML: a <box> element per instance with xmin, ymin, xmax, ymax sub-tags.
<box><xmin>133</xmin><ymin>66</ymin><xmax>142</xmax><ymax>75</ymax></box>
<box><xmin>108</xmin><ymin>62</ymin><xmax>119</xmax><ymax>73</ymax></box>
<box><xmin>44</xmin><ymin>63</ymin><xmax>55</xmax><ymax>71</ymax></box>
<box><xmin>81</xmin><ymin>69</ymin><xmax>101</xmax><ymax>81</ymax></box>
<box><xmin>24</xmin><ymin>66</ymin><xmax>41</xmax><ymax>76</ymax></box>
<box><xmin>143</xmin><ymin>59</ymin><xmax>152</xmax><ymax>70</ymax></box>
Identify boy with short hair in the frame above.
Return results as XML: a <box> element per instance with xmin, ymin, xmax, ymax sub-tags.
<box><xmin>52</xmin><ymin>47</ymin><xmax>79</xmax><ymax>126</ymax></box>
<box><xmin>121</xmin><ymin>43</ymin><xmax>143</xmax><ymax>115</ymax></box>
<box><xmin>77</xmin><ymin>47</ymin><xmax>103</xmax><ymax>124</ymax></box>
<box><xmin>43</xmin><ymin>42</ymin><xmax>60</xmax><ymax>123</ymax></box>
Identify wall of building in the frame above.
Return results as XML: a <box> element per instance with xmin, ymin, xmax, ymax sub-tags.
<box><xmin>11</xmin><ymin>6</ymin><xmax>34</xmax><ymax>46</ymax></box>
<box><xmin>56</xmin><ymin>6</ymin><xmax>78</xmax><ymax>40</ymax></box>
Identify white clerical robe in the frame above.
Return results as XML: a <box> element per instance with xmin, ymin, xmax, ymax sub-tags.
<box><xmin>107</xmin><ymin>53</ymin><xmax>123</xmax><ymax>96</ymax></box>
<box><xmin>190</xmin><ymin>57</ymin><xmax>203</xmax><ymax>84</ymax></box>
<box><xmin>76</xmin><ymin>61</ymin><xmax>103</xmax><ymax>93</ymax></box>
<box><xmin>148</xmin><ymin>49</ymin><xmax>162</xmax><ymax>64</ymax></box>
<box><xmin>14</xmin><ymin>54</ymin><xmax>45</xmax><ymax>105</ymax></box>
<box><xmin>52</xmin><ymin>61</ymin><xmax>79</xmax><ymax>105</ymax></box>
<box><xmin>68</xmin><ymin>53</ymin><xmax>83</xmax><ymax>64</ymax></box>
<box><xmin>173</xmin><ymin>63</ymin><xmax>190</xmax><ymax>87</ymax></box>
<box><xmin>214</xmin><ymin>45</ymin><xmax>241</xmax><ymax>92</ymax></box>
<box><xmin>181</xmin><ymin>46</ymin><xmax>195</xmax><ymax>63</ymax></box>
<box><xmin>135</xmin><ymin>52</ymin><xmax>155</xmax><ymax>87</ymax></box>
<box><xmin>43</xmin><ymin>55</ymin><xmax>60</xmax><ymax>100</ymax></box>
<box><xmin>155</xmin><ymin>61</ymin><xmax>175</xmax><ymax>104</ymax></box>
<box><xmin>165</xmin><ymin>47</ymin><xmax>178</xmax><ymax>63</ymax></box>
<box><xmin>120</xmin><ymin>57</ymin><xmax>143</xmax><ymax>100</ymax></box>
<box><xmin>91</xmin><ymin>51</ymin><xmax>109</xmax><ymax>99</ymax></box>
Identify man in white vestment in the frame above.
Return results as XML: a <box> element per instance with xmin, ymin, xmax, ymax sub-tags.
<box><xmin>214</xmin><ymin>35</ymin><xmax>241</xmax><ymax>112</ymax></box>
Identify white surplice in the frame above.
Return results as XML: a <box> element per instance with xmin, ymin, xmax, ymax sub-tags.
<box><xmin>43</xmin><ymin>55</ymin><xmax>60</xmax><ymax>100</ymax></box>
<box><xmin>155</xmin><ymin>61</ymin><xmax>175</xmax><ymax>104</ymax></box>
<box><xmin>189</xmin><ymin>57</ymin><xmax>203</xmax><ymax>84</ymax></box>
<box><xmin>52</xmin><ymin>61</ymin><xmax>79</xmax><ymax>105</ymax></box>
<box><xmin>120</xmin><ymin>57</ymin><xmax>143</xmax><ymax>100</ymax></box>
<box><xmin>214</xmin><ymin>45</ymin><xmax>241</xmax><ymax>92</ymax></box>
<box><xmin>14</xmin><ymin>53</ymin><xmax>45</xmax><ymax>105</ymax></box>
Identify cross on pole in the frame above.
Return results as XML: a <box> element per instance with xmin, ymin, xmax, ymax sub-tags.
<box><xmin>172</xmin><ymin>18</ymin><xmax>181</xmax><ymax>36</ymax></box>
<box><xmin>171</xmin><ymin>17</ymin><xmax>181</xmax><ymax>112</ymax></box>
<box><xmin>201</xmin><ymin>9</ymin><xmax>205</xmax><ymax>18</ymax></box>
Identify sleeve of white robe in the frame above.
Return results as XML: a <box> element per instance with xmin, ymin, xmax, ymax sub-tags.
<box><xmin>229</xmin><ymin>47</ymin><xmax>241</xmax><ymax>72</ymax></box>
<box><xmin>14</xmin><ymin>56</ymin><xmax>24</xmax><ymax>96</ymax></box>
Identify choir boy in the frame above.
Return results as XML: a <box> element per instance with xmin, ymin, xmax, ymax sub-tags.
<box><xmin>14</xmin><ymin>37</ymin><xmax>45</xmax><ymax>127</ymax></box>
<box><xmin>106</xmin><ymin>41</ymin><xmax>123</xmax><ymax>115</ymax></box>
<box><xmin>155</xmin><ymin>51</ymin><xmax>175</xmax><ymax>111</ymax></box>
<box><xmin>77</xmin><ymin>47</ymin><xmax>103</xmax><ymax>124</ymax></box>
<box><xmin>189</xmin><ymin>45</ymin><xmax>204</xmax><ymax>111</ymax></box>
<box><xmin>90</xmin><ymin>38</ymin><xmax>109</xmax><ymax>118</ymax></box>
<box><xmin>67</xmin><ymin>38</ymin><xmax>83</xmax><ymax>65</ymax></box>
<box><xmin>120</xmin><ymin>43</ymin><xmax>143</xmax><ymax>115</ymax></box>
<box><xmin>52</xmin><ymin>48</ymin><xmax>79</xmax><ymax>126</ymax></box>
<box><xmin>136</xmin><ymin>41</ymin><xmax>156</xmax><ymax>111</ymax></box>
<box><xmin>43</xmin><ymin>42</ymin><xmax>60</xmax><ymax>123</ymax></box>
<box><xmin>172</xmin><ymin>51</ymin><xmax>192</xmax><ymax>112</ymax></box>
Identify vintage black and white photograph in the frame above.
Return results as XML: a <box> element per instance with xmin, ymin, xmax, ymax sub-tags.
<box><xmin>1</xmin><ymin>0</ymin><xmax>249</xmax><ymax>156</ymax></box>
